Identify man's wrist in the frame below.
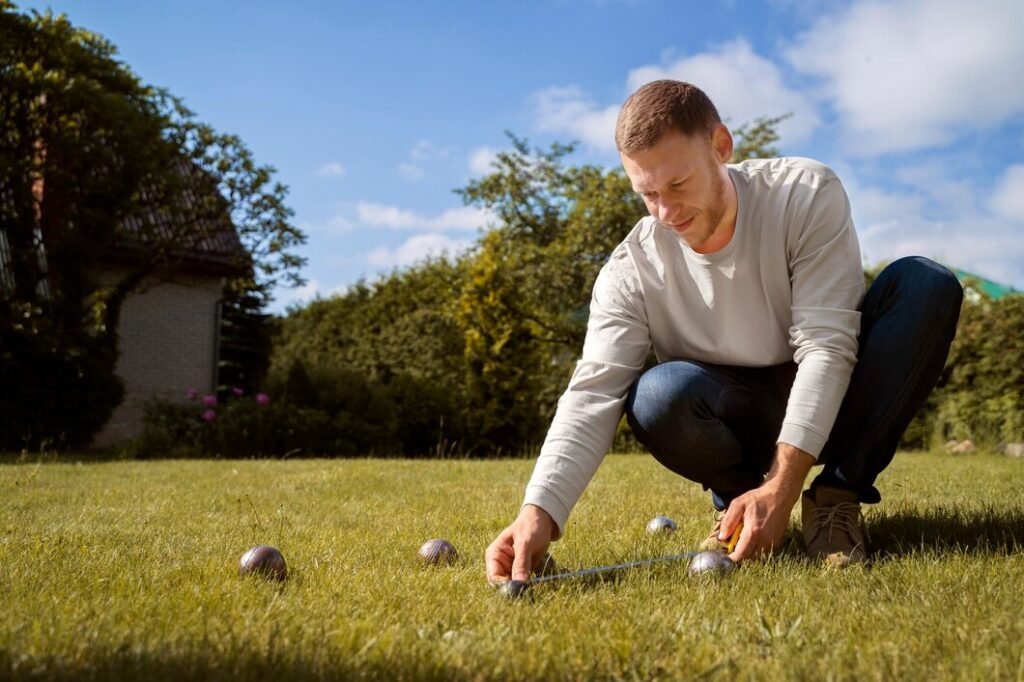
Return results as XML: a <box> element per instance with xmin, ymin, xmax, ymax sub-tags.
<box><xmin>762</xmin><ymin>443</ymin><xmax>815</xmax><ymax>502</ymax></box>
<box><xmin>522</xmin><ymin>504</ymin><xmax>557</xmax><ymax>538</ymax></box>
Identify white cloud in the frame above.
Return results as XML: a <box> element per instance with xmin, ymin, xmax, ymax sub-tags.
<box><xmin>532</xmin><ymin>40</ymin><xmax>819</xmax><ymax>152</ymax></box>
<box><xmin>410</xmin><ymin>139</ymin><xmax>453</xmax><ymax>162</ymax></box>
<box><xmin>366</xmin><ymin>233</ymin><xmax>473</xmax><ymax>268</ymax></box>
<box><xmin>355</xmin><ymin>202</ymin><xmax>491</xmax><ymax>231</ymax></box>
<box><xmin>326</xmin><ymin>283</ymin><xmax>351</xmax><ymax>297</ymax></box>
<box><xmin>274</xmin><ymin>279</ymin><xmax>321</xmax><ymax>307</ymax></box>
<box><xmin>395</xmin><ymin>140</ymin><xmax>455</xmax><ymax>181</ymax></box>
<box><xmin>857</xmin><ymin>213</ymin><xmax>1024</xmax><ymax>289</ymax></box>
<box><xmin>991</xmin><ymin>165</ymin><xmax>1024</xmax><ymax>223</ymax></box>
<box><xmin>469</xmin><ymin>146</ymin><xmax>499</xmax><ymax>175</ymax></box>
<box><xmin>786</xmin><ymin>0</ymin><xmax>1024</xmax><ymax>155</ymax></box>
<box><xmin>626</xmin><ymin>40</ymin><xmax>820</xmax><ymax>147</ymax></box>
<box><xmin>327</xmin><ymin>215</ymin><xmax>353</xmax><ymax>232</ymax></box>
<box><xmin>532</xmin><ymin>85</ymin><xmax>621</xmax><ymax>151</ymax></box>
<box><xmin>316</xmin><ymin>162</ymin><xmax>345</xmax><ymax>177</ymax></box>
<box><xmin>397</xmin><ymin>162</ymin><xmax>426</xmax><ymax>181</ymax></box>
<box><xmin>841</xmin><ymin>166</ymin><xmax>1024</xmax><ymax>288</ymax></box>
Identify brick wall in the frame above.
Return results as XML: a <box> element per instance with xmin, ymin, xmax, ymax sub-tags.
<box><xmin>92</xmin><ymin>272</ymin><xmax>224</xmax><ymax>447</ymax></box>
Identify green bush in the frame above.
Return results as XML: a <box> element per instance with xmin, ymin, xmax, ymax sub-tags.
<box><xmin>131</xmin><ymin>392</ymin><xmax>348</xmax><ymax>459</ymax></box>
<box><xmin>265</xmin><ymin>359</ymin><xmax>472</xmax><ymax>457</ymax></box>
<box><xmin>131</xmin><ymin>398</ymin><xmax>207</xmax><ymax>459</ymax></box>
<box><xmin>203</xmin><ymin>400</ymin><xmax>336</xmax><ymax>458</ymax></box>
<box><xmin>927</xmin><ymin>289</ymin><xmax>1024</xmax><ymax>447</ymax></box>
<box><xmin>266</xmin><ymin>361</ymin><xmax>399</xmax><ymax>455</ymax></box>
<box><xmin>0</xmin><ymin>326</ymin><xmax>124</xmax><ymax>451</ymax></box>
<box><xmin>132</xmin><ymin>361</ymin><xmax>431</xmax><ymax>458</ymax></box>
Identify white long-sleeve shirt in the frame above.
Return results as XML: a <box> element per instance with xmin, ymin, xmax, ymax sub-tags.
<box><xmin>523</xmin><ymin>157</ymin><xmax>866</xmax><ymax>534</ymax></box>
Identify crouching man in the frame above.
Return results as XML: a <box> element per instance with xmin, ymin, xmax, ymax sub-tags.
<box><xmin>486</xmin><ymin>80</ymin><xmax>962</xmax><ymax>582</ymax></box>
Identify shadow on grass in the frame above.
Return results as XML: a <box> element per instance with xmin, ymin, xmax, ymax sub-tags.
<box><xmin>0</xmin><ymin>449</ymin><xmax>131</xmax><ymax>465</ymax></box>
<box><xmin>0</xmin><ymin>651</ymin><xmax>480</xmax><ymax>682</ymax></box>
<box><xmin>513</xmin><ymin>553</ymin><xmax>739</xmax><ymax>600</ymax></box>
<box><xmin>868</xmin><ymin>505</ymin><xmax>1024</xmax><ymax>557</ymax></box>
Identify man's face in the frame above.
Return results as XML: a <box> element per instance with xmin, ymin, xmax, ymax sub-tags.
<box><xmin>620</xmin><ymin>126</ymin><xmax>735</xmax><ymax>254</ymax></box>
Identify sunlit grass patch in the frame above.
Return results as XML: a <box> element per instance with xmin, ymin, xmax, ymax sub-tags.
<box><xmin>1</xmin><ymin>451</ymin><xmax>1022</xmax><ymax>680</ymax></box>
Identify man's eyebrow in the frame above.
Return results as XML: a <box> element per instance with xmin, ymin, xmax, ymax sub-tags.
<box><xmin>633</xmin><ymin>175</ymin><xmax>685</xmax><ymax>193</ymax></box>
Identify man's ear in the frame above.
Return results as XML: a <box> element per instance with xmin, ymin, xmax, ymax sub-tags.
<box><xmin>711</xmin><ymin>123</ymin><xmax>734</xmax><ymax>163</ymax></box>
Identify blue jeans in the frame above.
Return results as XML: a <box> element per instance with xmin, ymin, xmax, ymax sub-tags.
<box><xmin>625</xmin><ymin>256</ymin><xmax>963</xmax><ymax>509</ymax></box>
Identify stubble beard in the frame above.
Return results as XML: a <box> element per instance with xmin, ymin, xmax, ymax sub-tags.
<box><xmin>682</xmin><ymin>166</ymin><xmax>728</xmax><ymax>252</ymax></box>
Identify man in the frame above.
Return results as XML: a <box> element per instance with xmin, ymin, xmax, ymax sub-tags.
<box><xmin>485</xmin><ymin>80</ymin><xmax>962</xmax><ymax>584</ymax></box>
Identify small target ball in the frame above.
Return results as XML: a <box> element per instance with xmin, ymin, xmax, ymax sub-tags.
<box><xmin>418</xmin><ymin>538</ymin><xmax>458</xmax><ymax>565</ymax></box>
<box><xmin>239</xmin><ymin>545</ymin><xmax>287</xmax><ymax>581</ymax></box>
<box><xmin>646</xmin><ymin>515</ymin><xmax>678</xmax><ymax>535</ymax></box>
<box><xmin>499</xmin><ymin>580</ymin><xmax>529</xmax><ymax>600</ymax></box>
<box><xmin>689</xmin><ymin>550</ymin><xmax>737</xmax><ymax>576</ymax></box>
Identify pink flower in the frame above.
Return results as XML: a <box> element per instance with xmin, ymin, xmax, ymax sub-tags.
<box><xmin>187</xmin><ymin>388</ymin><xmax>198</xmax><ymax>400</ymax></box>
<box><xmin>231</xmin><ymin>386</ymin><xmax>244</xmax><ymax>396</ymax></box>
<box><xmin>201</xmin><ymin>409</ymin><xmax>217</xmax><ymax>422</ymax></box>
<box><xmin>255</xmin><ymin>393</ymin><xmax>270</xmax><ymax>406</ymax></box>
<box><xmin>202</xmin><ymin>394</ymin><xmax>217</xmax><ymax>407</ymax></box>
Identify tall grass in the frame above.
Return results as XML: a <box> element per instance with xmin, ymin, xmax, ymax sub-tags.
<box><xmin>1</xmin><ymin>451</ymin><xmax>1022</xmax><ymax>680</ymax></box>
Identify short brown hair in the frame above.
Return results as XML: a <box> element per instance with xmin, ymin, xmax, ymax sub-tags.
<box><xmin>615</xmin><ymin>80</ymin><xmax>721</xmax><ymax>153</ymax></box>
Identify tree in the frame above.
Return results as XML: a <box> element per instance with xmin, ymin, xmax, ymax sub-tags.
<box><xmin>0</xmin><ymin>3</ymin><xmax>305</xmax><ymax>449</ymax></box>
<box><xmin>269</xmin><ymin>257</ymin><xmax>469</xmax><ymax>455</ymax></box>
<box><xmin>934</xmin><ymin>289</ymin><xmax>1024</xmax><ymax>446</ymax></box>
<box><xmin>731</xmin><ymin>114</ymin><xmax>792</xmax><ymax>162</ymax></box>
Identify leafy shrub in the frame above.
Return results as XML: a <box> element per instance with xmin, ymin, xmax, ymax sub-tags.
<box><xmin>202</xmin><ymin>399</ymin><xmax>336</xmax><ymax>457</ymax></box>
<box><xmin>0</xmin><ymin>327</ymin><xmax>123</xmax><ymax>451</ymax></box>
<box><xmin>132</xmin><ymin>398</ymin><xmax>207</xmax><ymax>459</ymax></box>
<box><xmin>900</xmin><ymin>287</ymin><xmax>1024</xmax><ymax>450</ymax></box>
<box><xmin>132</xmin><ymin>360</ymin><xmax>436</xmax><ymax>458</ymax></box>
<box><xmin>266</xmin><ymin>361</ymin><xmax>399</xmax><ymax>454</ymax></box>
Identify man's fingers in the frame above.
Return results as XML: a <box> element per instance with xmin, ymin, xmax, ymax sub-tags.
<box><xmin>485</xmin><ymin>549</ymin><xmax>512</xmax><ymax>582</ymax></box>
<box><xmin>485</xmin><ymin>534</ymin><xmax>515</xmax><ymax>582</ymax></box>
<box><xmin>486</xmin><ymin>507</ymin><xmax>556</xmax><ymax>584</ymax></box>
<box><xmin>728</xmin><ymin>523</ymin><xmax>755</xmax><ymax>563</ymax></box>
<box><xmin>719</xmin><ymin>500</ymin><xmax>744</xmax><ymax>540</ymax></box>
<box><xmin>511</xmin><ymin>541</ymin><xmax>533</xmax><ymax>582</ymax></box>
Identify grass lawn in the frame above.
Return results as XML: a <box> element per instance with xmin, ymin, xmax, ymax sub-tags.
<box><xmin>1</xmin><ymin>451</ymin><xmax>1023</xmax><ymax>681</ymax></box>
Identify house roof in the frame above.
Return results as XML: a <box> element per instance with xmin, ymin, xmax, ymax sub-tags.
<box><xmin>1</xmin><ymin>159</ymin><xmax>250</xmax><ymax>296</ymax></box>
<box><xmin>112</xmin><ymin>159</ymin><xmax>248</xmax><ymax>272</ymax></box>
<box><xmin>950</xmin><ymin>268</ymin><xmax>1019</xmax><ymax>300</ymax></box>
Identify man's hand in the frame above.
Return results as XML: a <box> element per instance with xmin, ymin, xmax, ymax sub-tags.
<box><xmin>485</xmin><ymin>504</ymin><xmax>556</xmax><ymax>584</ymax></box>
<box><xmin>720</xmin><ymin>443</ymin><xmax>815</xmax><ymax>563</ymax></box>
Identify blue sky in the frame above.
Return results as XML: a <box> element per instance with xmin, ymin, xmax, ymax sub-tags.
<box><xmin>18</xmin><ymin>0</ymin><xmax>1024</xmax><ymax>311</ymax></box>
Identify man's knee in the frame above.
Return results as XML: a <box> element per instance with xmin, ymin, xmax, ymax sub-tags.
<box><xmin>626</xmin><ymin>361</ymin><xmax>710</xmax><ymax>434</ymax></box>
<box><xmin>870</xmin><ymin>256</ymin><xmax>963</xmax><ymax>338</ymax></box>
<box><xmin>878</xmin><ymin>256</ymin><xmax>964</xmax><ymax>309</ymax></box>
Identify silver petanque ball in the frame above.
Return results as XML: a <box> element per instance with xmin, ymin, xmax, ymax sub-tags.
<box><xmin>689</xmin><ymin>550</ymin><xmax>737</xmax><ymax>576</ymax></box>
<box><xmin>646</xmin><ymin>515</ymin><xmax>678</xmax><ymax>535</ymax></box>
<box><xmin>239</xmin><ymin>545</ymin><xmax>288</xmax><ymax>581</ymax></box>
<box><xmin>499</xmin><ymin>579</ymin><xmax>529</xmax><ymax>600</ymax></box>
<box><xmin>418</xmin><ymin>538</ymin><xmax>458</xmax><ymax>566</ymax></box>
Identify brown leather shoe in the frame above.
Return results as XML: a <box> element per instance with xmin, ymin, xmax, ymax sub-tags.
<box><xmin>698</xmin><ymin>510</ymin><xmax>729</xmax><ymax>552</ymax></box>
<box><xmin>802</xmin><ymin>486</ymin><xmax>868</xmax><ymax>567</ymax></box>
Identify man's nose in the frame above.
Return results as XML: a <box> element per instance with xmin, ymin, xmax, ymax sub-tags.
<box><xmin>657</xmin><ymin>201</ymin><xmax>676</xmax><ymax>223</ymax></box>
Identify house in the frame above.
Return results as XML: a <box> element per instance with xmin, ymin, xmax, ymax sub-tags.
<box><xmin>948</xmin><ymin>268</ymin><xmax>1020</xmax><ymax>301</ymax></box>
<box><xmin>0</xmin><ymin>160</ymin><xmax>249</xmax><ymax>448</ymax></box>
<box><xmin>92</xmin><ymin>170</ymin><xmax>249</xmax><ymax>447</ymax></box>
